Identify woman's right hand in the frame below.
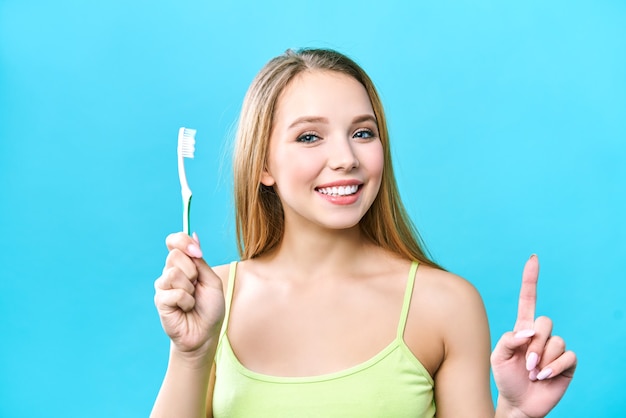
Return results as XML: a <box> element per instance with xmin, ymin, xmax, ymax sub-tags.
<box><xmin>154</xmin><ymin>232</ymin><xmax>226</xmax><ymax>358</ymax></box>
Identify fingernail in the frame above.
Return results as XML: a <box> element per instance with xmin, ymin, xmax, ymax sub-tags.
<box><xmin>192</xmin><ymin>232</ymin><xmax>200</xmax><ymax>245</ymax></box>
<box><xmin>515</xmin><ymin>329</ymin><xmax>536</xmax><ymax>338</ymax></box>
<box><xmin>536</xmin><ymin>368</ymin><xmax>553</xmax><ymax>380</ymax></box>
<box><xmin>529</xmin><ymin>369</ymin><xmax>538</xmax><ymax>381</ymax></box>
<box><xmin>529</xmin><ymin>253</ymin><xmax>537</xmax><ymax>260</ymax></box>
<box><xmin>526</xmin><ymin>352</ymin><xmax>539</xmax><ymax>371</ymax></box>
<box><xmin>187</xmin><ymin>243</ymin><xmax>203</xmax><ymax>258</ymax></box>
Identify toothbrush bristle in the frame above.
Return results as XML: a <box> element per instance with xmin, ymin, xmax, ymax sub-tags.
<box><xmin>179</xmin><ymin>127</ymin><xmax>196</xmax><ymax>158</ymax></box>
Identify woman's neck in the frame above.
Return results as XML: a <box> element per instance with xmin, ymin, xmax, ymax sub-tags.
<box><xmin>257</xmin><ymin>222</ymin><xmax>385</xmax><ymax>281</ymax></box>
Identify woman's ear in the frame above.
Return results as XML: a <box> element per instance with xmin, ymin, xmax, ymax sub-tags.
<box><xmin>260</xmin><ymin>169</ymin><xmax>275</xmax><ymax>186</ymax></box>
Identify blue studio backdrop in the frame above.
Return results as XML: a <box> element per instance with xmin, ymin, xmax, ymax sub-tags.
<box><xmin>1</xmin><ymin>1</ymin><xmax>625</xmax><ymax>417</ymax></box>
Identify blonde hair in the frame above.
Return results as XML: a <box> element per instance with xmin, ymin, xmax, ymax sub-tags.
<box><xmin>233</xmin><ymin>48</ymin><xmax>440</xmax><ymax>269</ymax></box>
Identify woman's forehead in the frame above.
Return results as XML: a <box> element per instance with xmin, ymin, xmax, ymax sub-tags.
<box><xmin>273</xmin><ymin>70</ymin><xmax>374</xmax><ymax>128</ymax></box>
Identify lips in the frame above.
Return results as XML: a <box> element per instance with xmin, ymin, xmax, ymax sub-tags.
<box><xmin>314</xmin><ymin>180</ymin><xmax>363</xmax><ymax>205</ymax></box>
<box><xmin>316</xmin><ymin>184</ymin><xmax>359</xmax><ymax>196</ymax></box>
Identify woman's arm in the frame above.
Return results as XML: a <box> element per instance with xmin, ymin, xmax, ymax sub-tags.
<box><xmin>151</xmin><ymin>342</ymin><xmax>217</xmax><ymax>418</ymax></box>
<box><xmin>425</xmin><ymin>271</ymin><xmax>496</xmax><ymax>417</ymax></box>
<box><xmin>150</xmin><ymin>233</ymin><xmax>227</xmax><ymax>418</ymax></box>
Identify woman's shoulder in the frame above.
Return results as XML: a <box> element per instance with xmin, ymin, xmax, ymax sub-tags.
<box><xmin>405</xmin><ymin>263</ymin><xmax>490</xmax><ymax>376</ymax></box>
<box><xmin>209</xmin><ymin>258</ymin><xmax>268</xmax><ymax>294</ymax></box>
<box><xmin>410</xmin><ymin>263</ymin><xmax>489</xmax><ymax>347</ymax></box>
<box><xmin>210</xmin><ymin>261</ymin><xmax>236</xmax><ymax>295</ymax></box>
<box><xmin>416</xmin><ymin>263</ymin><xmax>474</xmax><ymax>290</ymax></box>
<box><xmin>414</xmin><ymin>263</ymin><xmax>485</xmax><ymax>310</ymax></box>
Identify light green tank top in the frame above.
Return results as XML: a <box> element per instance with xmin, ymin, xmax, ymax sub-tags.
<box><xmin>212</xmin><ymin>261</ymin><xmax>435</xmax><ymax>417</ymax></box>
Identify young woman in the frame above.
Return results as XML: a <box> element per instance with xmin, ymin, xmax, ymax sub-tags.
<box><xmin>151</xmin><ymin>48</ymin><xmax>577</xmax><ymax>418</ymax></box>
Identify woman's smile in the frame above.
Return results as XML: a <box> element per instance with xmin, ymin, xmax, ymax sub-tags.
<box><xmin>315</xmin><ymin>181</ymin><xmax>363</xmax><ymax>205</ymax></box>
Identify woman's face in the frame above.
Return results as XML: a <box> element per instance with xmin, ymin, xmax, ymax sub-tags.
<box><xmin>261</xmin><ymin>70</ymin><xmax>384</xmax><ymax>232</ymax></box>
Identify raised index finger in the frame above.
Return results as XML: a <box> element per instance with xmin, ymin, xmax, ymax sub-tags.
<box><xmin>514</xmin><ymin>254</ymin><xmax>539</xmax><ymax>332</ymax></box>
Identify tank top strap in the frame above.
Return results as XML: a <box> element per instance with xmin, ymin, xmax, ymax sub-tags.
<box><xmin>396</xmin><ymin>260</ymin><xmax>419</xmax><ymax>339</ymax></box>
<box><xmin>219</xmin><ymin>261</ymin><xmax>238</xmax><ymax>340</ymax></box>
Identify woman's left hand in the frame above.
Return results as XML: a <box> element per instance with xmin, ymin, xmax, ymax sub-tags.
<box><xmin>491</xmin><ymin>255</ymin><xmax>577</xmax><ymax>418</ymax></box>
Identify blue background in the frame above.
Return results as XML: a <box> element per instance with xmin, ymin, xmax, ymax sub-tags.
<box><xmin>1</xmin><ymin>1</ymin><xmax>624</xmax><ymax>416</ymax></box>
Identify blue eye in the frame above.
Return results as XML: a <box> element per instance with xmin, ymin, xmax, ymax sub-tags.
<box><xmin>354</xmin><ymin>129</ymin><xmax>375</xmax><ymax>139</ymax></box>
<box><xmin>296</xmin><ymin>133</ymin><xmax>320</xmax><ymax>143</ymax></box>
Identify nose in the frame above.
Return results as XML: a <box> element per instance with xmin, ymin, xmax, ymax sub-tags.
<box><xmin>327</xmin><ymin>136</ymin><xmax>359</xmax><ymax>171</ymax></box>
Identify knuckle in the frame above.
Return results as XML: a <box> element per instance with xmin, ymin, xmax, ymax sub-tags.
<box><xmin>166</xmin><ymin>249</ymin><xmax>194</xmax><ymax>273</ymax></box>
<box><xmin>158</xmin><ymin>288</ymin><xmax>185</xmax><ymax>309</ymax></box>
<box><xmin>166</xmin><ymin>248</ymin><xmax>185</xmax><ymax>264</ymax></box>
<box><xmin>175</xmin><ymin>290</ymin><xmax>194</xmax><ymax>311</ymax></box>
<box><xmin>154</xmin><ymin>291</ymin><xmax>165</xmax><ymax>307</ymax></box>
<box><xmin>549</xmin><ymin>335</ymin><xmax>566</xmax><ymax>351</ymax></box>
<box><xmin>156</xmin><ymin>268</ymin><xmax>174</xmax><ymax>288</ymax></box>
<box><xmin>166</xmin><ymin>232</ymin><xmax>190</xmax><ymax>250</ymax></box>
<box><xmin>536</xmin><ymin>315</ymin><xmax>553</xmax><ymax>327</ymax></box>
<box><xmin>165</xmin><ymin>233</ymin><xmax>177</xmax><ymax>249</ymax></box>
<box><xmin>164</xmin><ymin>266</ymin><xmax>177</xmax><ymax>281</ymax></box>
<box><xmin>160</xmin><ymin>267</ymin><xmax>183</xmax><ymax>288</ymax></box>
<box><xmin>534</xmin><ymin>316</ymin><xmax>554</xmax><ymax>336</ymax></box>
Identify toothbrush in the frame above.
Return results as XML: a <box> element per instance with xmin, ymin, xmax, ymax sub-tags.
<box><xmin>177</xmin><ymin>127</ymin><xmax>196</xmax><ymax>235</ymax></box>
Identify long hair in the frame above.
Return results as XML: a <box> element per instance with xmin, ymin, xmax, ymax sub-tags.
<box><xmin>233</xmin><ymin>48</ymin><xmax>441</xmax><ymax>269</ymax></box>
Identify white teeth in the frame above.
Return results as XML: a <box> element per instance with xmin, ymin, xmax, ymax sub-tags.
<box><xmin>317</xmin><ymin>185</ymin><xmax>359</xmax><ymax>196</ymax></box>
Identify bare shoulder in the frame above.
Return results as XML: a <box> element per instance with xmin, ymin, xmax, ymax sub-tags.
<box><xmin>405</xmin><ymin>264</ymin><xmax>491</xmax><ymax>376</ymax></box>
<box><xmin>210</xmin><ymin>259</ymin><xmax>257</xmax><ymax>295</ymax></box>
<box><xmin>413</xmin><ymin>264</ymin><xmax>487</xmax><ymax>321</ymax></box>
<box><xmin>210</xmin><ymin>262</ymin><xmax>233</xmax><ymax>294</ymax></box>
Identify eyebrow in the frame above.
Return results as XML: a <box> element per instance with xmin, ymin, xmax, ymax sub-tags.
<box><xmin>287</xmin><ymin>114</ymin><xmax>377</xmax><ymax>129</ymax></box>
<box><xmin>288</xmin><ymin>116</ymin><xmax>328</xmax><ymax>129</ymax></box>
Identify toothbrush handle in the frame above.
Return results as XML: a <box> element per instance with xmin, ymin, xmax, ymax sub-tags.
<box><xmin>182</xmin><ymin>191</ymin><xmax>192</xmax><ymax>235</ymax></box>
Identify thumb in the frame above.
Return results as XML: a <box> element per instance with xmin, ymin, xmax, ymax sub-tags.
<box><xmin>491</xmin><ymin>330</ymin><xmax>535</xmax><ymax>364</ymax></box>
